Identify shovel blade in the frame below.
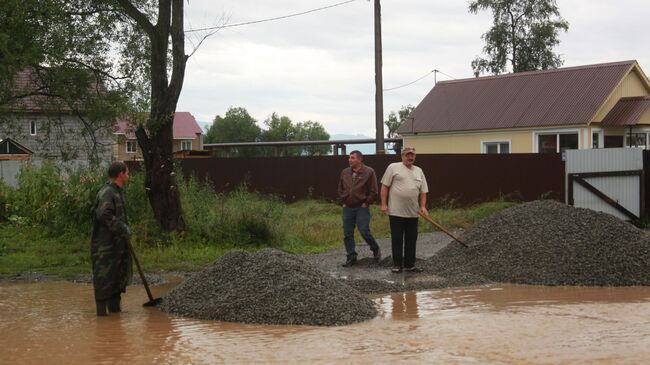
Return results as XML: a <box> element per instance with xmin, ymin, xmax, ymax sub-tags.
<box><xmin>142</xmin><ymin>297</ymin><xmax>162</xmax><ymax>307</ymax></box>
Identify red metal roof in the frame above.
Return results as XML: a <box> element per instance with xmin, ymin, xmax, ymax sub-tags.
<box><xmin>601</xmin><ymin>96</ymin><xmax>650</xmax><ymax>126</ymax></box>
<box><xmin>115</xmin><ymin>112</ymin><xmax>202</xmax><ymax>139</ymax></box>
<box><xmin>398</xmin><ymin>60</ymin><xmax>638</xmax><ymax>134</ymax></box>
<box><xmin>172</xmin><ymin>112</ymin><xmax>203</xmax><ymax>139</ymax></box>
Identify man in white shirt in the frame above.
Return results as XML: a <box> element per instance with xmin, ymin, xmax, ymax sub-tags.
<box><xmin>380</xmin><ymin>147</ymin><xmax>429</xmax><ymax>273</ymax></box>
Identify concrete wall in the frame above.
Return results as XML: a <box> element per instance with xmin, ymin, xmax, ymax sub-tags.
<box><xmin>0</xmin><ymin>160</ymin><xmax>21</xmax><ymax>187</ymax></box>
<box><xmin>0</xmin><ymin>159</ymin><xmax>108</xmax><ymax>188</ymax></box>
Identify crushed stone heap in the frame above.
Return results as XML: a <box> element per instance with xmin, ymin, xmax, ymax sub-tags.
<box><xmin>426</xmin><ymin>200</ymin><xmax>650</xmax><ymax>286</ymax></box>
<box><xmin>160</xmin><ymin>249</ymin><xmax>377</xmax><ymax>326</ymax></box>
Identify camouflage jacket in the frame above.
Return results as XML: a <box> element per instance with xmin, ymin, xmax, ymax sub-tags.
<box><xmin>90</xmin><ymin>182</ymin><xmax>132</xmax><ymax>300</ymax></box>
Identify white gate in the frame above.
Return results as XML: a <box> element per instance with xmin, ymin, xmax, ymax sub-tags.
<box><xmin>566</xmin><ymin>148</ymin><xmax>645</xmax><ymax>222</ymax></box>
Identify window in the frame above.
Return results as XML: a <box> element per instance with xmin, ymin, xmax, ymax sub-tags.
<box><xmin>559</xmin><ymin>134</ymin><xmax>579</xmax><ymax>152</ymax></box>
<box><xmin>126</xmin><ymin>140</ymin><xmax>137</xmax><ymax>153</ymax></box>
<box><xmin>181</xmin><ymin>140</ymin><xmax>192</xmax><ymax>151</ymax></box>
<box><xmin>482</xmin><ymin>141</ymin><xmax>510</xmax><ymax>154</ymax></box>
<box><xmin>29</xmin><ymin>121</ymin><xmax>37</xmax><ymax>136</ymax></box>
<box><xmin>592</xmin><ymin>131</ymin><xmax>601</xmax><ymax>149</ymax></box>
<box><xmin>626</xmin><ymin>133</ymin><xmax>648</xmax><ymax>149</ymax></box>
<box><xmin>604</xmin><ymin>136</ymin><xmax>624</xmax><ymax>148</ymax></box>
<box><xmin>536</xmin><ymin>132</ymin><xmax>579</xmax><ymax>153</ymax></box>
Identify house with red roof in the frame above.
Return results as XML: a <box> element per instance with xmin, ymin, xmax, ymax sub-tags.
<box><xmin>113</xmin><ymin>112</ymin><xmax>204</xmax><ymax>161</ymax></box>
<box><xmin>398</xmin><ymin>60</ymin><xmax>650</xmax><ymax>154</ymax></box>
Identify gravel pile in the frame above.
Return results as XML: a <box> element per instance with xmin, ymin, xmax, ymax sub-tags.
<box><xmin>160</xmin><ymin>249</ymin><xmax>377</xmax><ymax>326</ymax></box>
<box><xmin>426</xmin><ymin>200</ymin><xmax>650</xmax><ymax>286</ymax></box>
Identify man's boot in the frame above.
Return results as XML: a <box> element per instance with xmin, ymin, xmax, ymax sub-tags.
<box><xmin>96</xmin><ymin>300</ymin><xmax>107</xmax><ymax>316</ymax></box>
<box><xmin>107</xmin><ymin>294</ymin><xmax>121</xmax><ymax>313</ymax></box>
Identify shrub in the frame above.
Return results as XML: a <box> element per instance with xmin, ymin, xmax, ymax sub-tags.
<box><xmin>0</xmin><ymin>179</ymin><xmax>16</xmax><ymax>221</ymax></box>
<box><xmin>14</xmin><ymin>162</ymin><xmax>62</xmax><ymax>224</ymax></box>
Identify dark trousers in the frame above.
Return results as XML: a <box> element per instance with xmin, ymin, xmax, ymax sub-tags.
<box><xmin>343</xmin><ymin>206</ymin><xmax>380</xmax><ymax>258</ymax></box>
<box><xmin>389</xmin><ymin>215</ymin><xmax>419</xmax><ymax>268</ymax></box>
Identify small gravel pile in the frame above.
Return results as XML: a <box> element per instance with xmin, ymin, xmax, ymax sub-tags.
<box><xmin>426</xmin><ymin>200</ymin><xmax>650</xmax><ymax>286</ymax></box>
<box><xmin>160</xmin><ymin>249</ymin><xmax>377</xmax><ymax>326</ymax></box>
<box><xmin>344</xmin><ymin>273</ymin><xmax>491</xmax><ymax>294</ymax></box>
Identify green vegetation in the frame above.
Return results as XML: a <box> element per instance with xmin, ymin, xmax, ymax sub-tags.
<box><xmin>0</xmin><ymin>163</ymin><xmax>515</xmax><ymax>279</ymax></box>
<box><xmin>205</xmin><ymin>107</ymin><xmax>331</xmax><ymax>156</ymax></box>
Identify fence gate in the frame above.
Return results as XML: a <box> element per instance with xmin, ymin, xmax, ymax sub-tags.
<box><xmin>566</xmin><ymin>148</ymin><xmax>645</xmax><ymax>223</ymax></box>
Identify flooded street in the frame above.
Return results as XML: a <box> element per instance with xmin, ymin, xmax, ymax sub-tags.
<box><xmin>3</xmin><ymin>281</ymin><xmax>650</xmax><ymax>364</ymax></box>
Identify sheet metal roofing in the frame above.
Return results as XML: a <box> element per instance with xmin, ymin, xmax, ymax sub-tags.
<box><xmin>601</xmin><ymin>96</ymin><xmax>650</xmax><ymax>126</ymax></box>
<box><xmin>115</xmin><ymin>112</ymin><xmax>202</xmax><ymax>139</ymax></box>
<box><xmin>398</xmin><ymin>60</ymin><xmax>638</xmax><ymax>134</ymax></box>
<box><xmin>7</xmin><ymin>68</ymin><xmax>103</xmax><ymax>113</ymax></box>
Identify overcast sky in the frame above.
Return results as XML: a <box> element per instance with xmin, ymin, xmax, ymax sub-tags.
<box><xmin>177</xmin><ymin>0</ymin><xmax>650</xmax><ymax>136</ymax></box>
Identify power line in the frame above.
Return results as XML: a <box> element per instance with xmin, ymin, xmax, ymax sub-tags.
<box><xmin>436</xmin><ymin>69</ymin><xmax>456</xmax><ymax>80</ymax></box>
<box><xmin>185</xmin><ymin>0</ymin><xmax>359</xmax><ymax>33</ymax></box>
<box><xmin>384</xmin><ymin>70</ymin><xmax>434</xmax><ymax>91</ymax></box>
<box><xmin>384</xmin><ymin>68</ymin><xmax>457</xmax><ymax>92</ymax></box>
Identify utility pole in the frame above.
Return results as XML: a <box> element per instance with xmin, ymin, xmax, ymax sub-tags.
<box><xmin>374</xmin><ymin>0</ymin><xmax>385</xmax><ymax>154</ymax></box>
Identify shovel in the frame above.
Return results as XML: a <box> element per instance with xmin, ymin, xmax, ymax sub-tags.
<box><xmin>126</xmin><ymin>237</ymin><xmax>162</xmax><ymax>307</ymax></box>
<box><xmin>418</xmin><ymin>212</ymin><xmax>469</xmax><ymax>248</ymax></box>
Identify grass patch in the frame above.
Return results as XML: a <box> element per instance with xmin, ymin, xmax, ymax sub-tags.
<box><xmin>0</xmin><ymin>163</ymin><xmax>518</xmax><ymax>278</ymax></box>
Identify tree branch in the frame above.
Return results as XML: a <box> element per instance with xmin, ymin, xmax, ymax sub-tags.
<box><xmin>168</xmin><ymin>0</ymin><xmax>188</xmax><ymax>104</ymax></box>
<box><xmin>115</xmin><ymin>0</ymin><xmax>155</xmax><ymax>36</ymax></box>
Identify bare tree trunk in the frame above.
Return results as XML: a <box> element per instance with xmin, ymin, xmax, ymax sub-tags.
<box><xmin>119</xmin><ymin>0</ymin><xmax>188</xmax><ymax>232</ymax></box>
<box><xmin>135</xmin><ymin>119</ymin><xmax>185</xmax><ymax>231</ymax></box>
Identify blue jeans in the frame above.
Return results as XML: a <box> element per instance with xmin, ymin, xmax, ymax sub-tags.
<box><xmin>342</xmin><ymin>206</ymin><xmax>380</xmax><ymax>258</ymax></box>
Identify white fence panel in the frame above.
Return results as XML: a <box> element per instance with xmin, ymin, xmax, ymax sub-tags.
<box><xmin>566</xmin><ymin>148</ymin><xmax>644</xmax><ymax>221</ymax></box>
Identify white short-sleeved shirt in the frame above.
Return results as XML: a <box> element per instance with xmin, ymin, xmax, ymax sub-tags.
<box><xmin>380</xmin><ymin>162</ymin><xmax>429</xmax><ymax>218</ymax></box>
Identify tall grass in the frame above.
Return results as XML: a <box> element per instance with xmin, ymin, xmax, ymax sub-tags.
<box><xmin>0</xmin><ymin>163</ymin><xmax>518</xmax><ymax>277</ymax></box>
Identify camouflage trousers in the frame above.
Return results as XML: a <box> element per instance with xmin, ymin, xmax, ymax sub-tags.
<box><xmin>91</xmin><ymin>238</ymin><xmax>133</xmax><ymax>301</ymax></box>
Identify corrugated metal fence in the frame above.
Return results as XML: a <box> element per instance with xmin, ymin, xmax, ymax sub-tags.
<box><xmin>646</xmin><ymin>150</ymin><xmax>650</xmax><ymax>220</ymax></box>
<box><xmin>173</xmin><ymin>153</ymin><xmax>565</xmax><ymax>206</ymax></box>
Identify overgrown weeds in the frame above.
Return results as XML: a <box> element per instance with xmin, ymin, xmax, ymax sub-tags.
<box><xmin>0</xmin><ymin>163</ymin><xmax>519</xmax><ymax>277</ymax></box>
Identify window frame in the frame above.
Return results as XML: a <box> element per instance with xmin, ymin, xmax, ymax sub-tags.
<box><xmin>480</xmin><ymin>139</ymin><xmax>512</xmax><ymax>154</ymax></box>
<box><xmin>591</xmin><ymin>128</ymin><xmax>603</xmax><ymax>149</ymax></box>
<box><xmin>622</xmin><ymin>127</ymin><xmax>650</xmax><ymax>149</ymax></box>
<box><xmin>126</xmin><ymin>140</ymin><xmax>137</xmax><ymax>154</ymax></box>
<box><xmin>533</xmin><ymin>129</ymin><xmax>581</xmax><ymax>153</ymax></box>
<box><xmin>29</xmin><ymin>120</ymin><xmax>37</xmax><ymax>136</ymax></box>
<box><xmin>180</xmin><ymin>140</ymin><xmax>192</xmax><ymax>151</ymax></box>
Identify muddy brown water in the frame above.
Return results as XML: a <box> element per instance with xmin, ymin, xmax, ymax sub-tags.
<box><xmin>3</xmin><ymin>280</ymin><xmax>650</xmax><ymax>364</ymax></box>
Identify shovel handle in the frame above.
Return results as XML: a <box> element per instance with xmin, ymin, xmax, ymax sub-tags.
<box><xmin>126</xmin><ymin>238</ymin><xmax>155</xmax><ymax>302</ymax></box>
<box><xmin>419</xmin><ymin>212</ymin><xmax>468</xmax><ymax>248</ymax></box>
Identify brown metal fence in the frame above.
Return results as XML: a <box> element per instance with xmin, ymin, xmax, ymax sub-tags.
<box><xmin>641</xmin><ymin>151</ymin><xmax>650</xmax><ymax>220</ymax></box>
<box><xmin>174</xmin><ymin>153</ymin><xmax>566</xmax><ymax>207</ymax></box>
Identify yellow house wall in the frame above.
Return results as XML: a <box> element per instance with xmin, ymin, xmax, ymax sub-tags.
<box><xmin>403</xmin><ymin>130</ymin><xmax>530</xmax><ymax>153</ymax></box>
<box><xmin>113</xmin><ymin>135</ymin><xmax>143</xmax><ymax>161</ymax></box>
<box><xmin>403</xmin><ymin>125</ymin><xmax>602</xmax><ymax>153</ymax></box>
<box><xmin>592</xmin><ymin>70</ymin><xmax>650</xmax><ymax>122</ymax></box>
<box><xmin>113</xmin><ymin>135</ymin><xmax>203</xmax><ymax>161</ymax></box>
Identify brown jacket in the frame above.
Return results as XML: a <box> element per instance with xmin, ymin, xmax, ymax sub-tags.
<box><xmin>337</xmin><ymin>164</ymin><xmax>378</xmax><ymax>207</ymax></box>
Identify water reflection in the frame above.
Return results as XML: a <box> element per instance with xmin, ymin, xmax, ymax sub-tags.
<box><xmin>93</xmin><ymin>317</ymin><xmax>130</xmax><ymax>365</ymax></box>
<box><xmin>4</xmin><ymin>281</ymin><xmax>650</xmax><ymax>364</ymax></box>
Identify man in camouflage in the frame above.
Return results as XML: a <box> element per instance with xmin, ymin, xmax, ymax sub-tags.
<box><xmin>91</xmin><ymin>161</ymin><xmax>133</xmax><ymax>316</ymax></box>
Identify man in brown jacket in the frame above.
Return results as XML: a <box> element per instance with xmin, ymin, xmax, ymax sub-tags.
<box><xmin>337</xmin><ymin>150</ymin><xmax>381</xmax><ymax>266</ymax></box>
